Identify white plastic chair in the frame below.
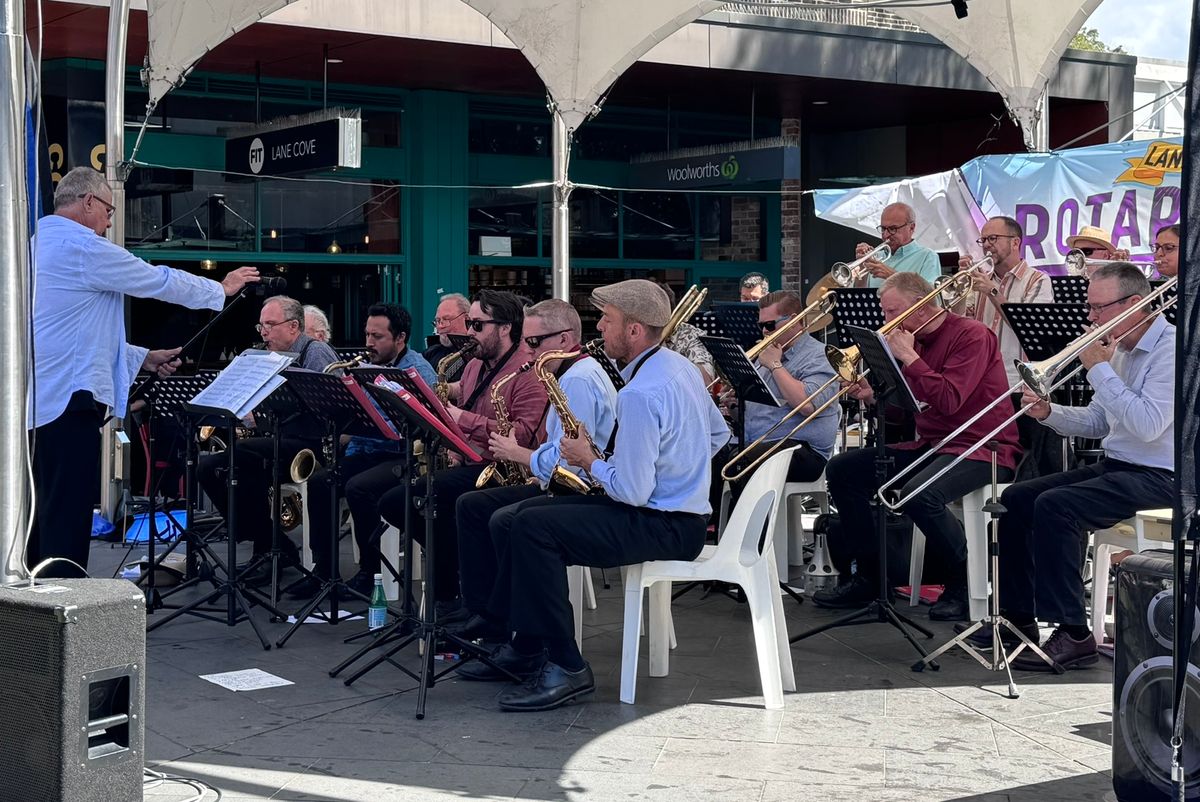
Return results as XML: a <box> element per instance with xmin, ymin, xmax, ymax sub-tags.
<box><xmin>718</xmin><ymin>474</ymin><xmax>829</xmax><ymax>582</ymax></box>
<box><xmin>620</xmin><ymin>449</ymin><xmax>797</xmax><ymax>709</ymax></box>
<box><xmin>1091</xmin><ymin>510</ymin><xmax>1173</xmax><ymax>644</ymax></box>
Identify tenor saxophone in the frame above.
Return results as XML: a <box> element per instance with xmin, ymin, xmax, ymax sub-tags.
<box><xmin>435</xmin><ymin>340</ymin><xmax>478</xmax><ymax>406</ymax></box>
<box><xmin>533</xmin><ymin>349</ymin><xmax>605</xmax><ymax>496</ymax></box>
<box><xmin>474</xmin><ymin>363</ymin><xmax>535</xmax><ymax>489</ymax></box>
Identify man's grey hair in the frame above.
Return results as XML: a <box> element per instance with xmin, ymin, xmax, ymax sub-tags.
<box><xmin>54</xmin><ymin>167</ymin><xmax>109</xmax><ymax>211</ymax></box>
<box><xmin>740</xmin><ymin>272</ymin><xmax>769</xmax><ymax>292</ymax></box>
<box><xmin>439</xmin><ymin>292</ymin><xmax>470</xmax><ymax>314</ymax></box>
<box><xmin>1091</xmin><ymin>262</ymin><xmax>1151</xmax><ymax>301</ymax></box>
<box><xmin>525</xmin><ymin>298</ymin><xmax>582</xmax><ymax>343</ymax></box>
<box><xmin>303</xmin><ymin>304</ymin><xmax>331</xmax><ymax>338</ymax></box>
<box><xmin>263</xmin><ymin>295</ymin><xmax>306</xmax><ymax>332</ymax></box>
<box><xmin>879</xmin><ymin>270</ymin><xmax>934</xmax><ymax>302</ymax></box>
<box><xmin>883</xmin><ymin>201</ymin><xmax>916</xmax><ymax>225</ymax></box>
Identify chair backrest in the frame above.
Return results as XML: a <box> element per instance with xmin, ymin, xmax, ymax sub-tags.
<box><xmin>720</xmin><ymin>447</ymin><xmax>794</xmax><ymax>568</ymax></box>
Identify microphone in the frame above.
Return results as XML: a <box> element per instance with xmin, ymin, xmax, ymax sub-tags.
<box><xmin>255</xmin><ymin>276</ymin><xmax>288</xmax><ymax>294</ymax></box>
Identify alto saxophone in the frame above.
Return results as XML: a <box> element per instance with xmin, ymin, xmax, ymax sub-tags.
<box><xmin>435</xmin><ymin>340</ymin><xmax>478</xmax><ymax>406</ymax></box>
<box><xmin>474</xmin><ymin>363</ymin><xmax>535</xmax><ymax>489</ymax></box>
<box><xmin>323</xmin><ymin>353</ymin><xmax>368</xmax><ymax>374</ymax></box>
<box><xmin>533</xmin><ymin>349</ymin><xmax>606</xmax><ymax>496</ymax></box>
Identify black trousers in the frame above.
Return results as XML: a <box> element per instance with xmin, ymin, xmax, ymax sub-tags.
<box><xmin>826</xmin><ymin>445</ymin><xmax>1005</xmax><ymax>580</ymax></box>
<box><xmin>306</xmin><ymin>452</ymin><xmax>407</xmax><ymax>578</ymax></box>
<box><xmin>378</xmin><ymin>463</ymin><xmax>486</xmax><ymax>603</ymax></box>
<box><xmin>456</xmin><ymin>484</ymin><xmax>544</xmax><ymax>621</ymax></box>
<box><xmin>492</xmin><ymin>495</ymin><xmax>707</xmax><ymax>642</ymax></box>
<box><xmin>1013</xmin><ymin>395</ymin><xmax>1065</xmax><ymax>482</ymax></box>
<box><xmin>29</xmin><ymin>391</ymin><xmax>104</xmax><ymax>577</ymax></box>
<box><xmin>998</xmin><ymin>459</ymin><xmax>1174</xmax><ymax>626</ymax></box>
<box><xmin>196</xmin><ymin>436</ymin><xmax>316</xmax><ymax>554</ymax></box>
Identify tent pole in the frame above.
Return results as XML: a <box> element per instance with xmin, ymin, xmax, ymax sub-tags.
<box><xmin>1031</xmin><ymin>89</ymin><xmax>1050</xmax><ymax>152</ymax></box>
<box><xmin>99</xmin><ymin>0</ymin><xmax>132</xmax><ymax>523</ymax></box>
<box><xmin>550</xmin><ymin>106</ymin><xmax>573</xmax><ymax>302</ymax></box>
<box><xmin>0</xmin><ymin>0</ymin><xmax>32</xmax><ymax>581</ymax></box>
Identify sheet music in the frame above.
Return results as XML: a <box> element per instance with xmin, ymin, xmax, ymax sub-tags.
<box><xmin>189</xmin><ymin>351</ymin><xmax>293</xmax><ymax>416</ymax></box>
<box><xmin>868</xmin><ymin>329</ymin><xmax>927</xmax><ymax>412</ymax></box>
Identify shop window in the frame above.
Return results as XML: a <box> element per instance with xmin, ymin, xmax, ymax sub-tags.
<box><xmin>468</xmin><ymin>117</ymin><xmax>551</xmax><ymax>157</ymax></box>
<box><xmin>261</xmin><ymin>178</ymin><xmax>400</xmax><ymax>255</ymax></box>
<box><xmin>621</xmin><ymin>192</ymin><xmax>696</xmax><ymax>260</ymax></box>
<box><xmin>699</xmin><ymin>195</ymin><xmax>765</xmax><ymax>262</ymax></box>
<box><xmin>124</xmin><ymin>170</ymin><xmax>256</xmax><ymax>251</ymax></box>
<box><xmin>563</xmin><ymin>189</ymin><xmax>618</xmax><ymax>259</ymax></box>
<box><xmin>469</xmin><ymin>187</ymin><xmax>541</xmax><ymax>257</ymax></box>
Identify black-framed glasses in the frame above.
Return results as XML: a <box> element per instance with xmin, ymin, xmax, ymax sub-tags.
<box><xmin>465</xmin><ymin>318</ymin><xmax>503</xmax><ymax>333</ymax></box>
<box><xmin>1154</xmin><ymin>243</ymin><xmax>1179</xmax><ymax>255</ymax></box>
<box><xmin>79</xmin><ymin>193</ymin><xmax>115</xmax><ymax>219</ymax></box>
<box><xmin>975</xmin><ymin>234</ymin><xmax>1019</xmax><ymax>246</ymax></box>
<box><xmin>523</xmin><ymin>329</ymin><xmax>570</xmax><ymax>348</ymax></box>
<box><xmin>1086</xmin><ymin>294</ymin><xmax>1135</xmax><ymax>315</ymax></box>
<box><xmin>877</xmin><ymin>223</ymin><xmax>913</xmax><ymax>235</ymax></box>
<box><xmin>255</xmin><ymin>318</ymin><xmax>299</xmax><ymax>334</ymax></box>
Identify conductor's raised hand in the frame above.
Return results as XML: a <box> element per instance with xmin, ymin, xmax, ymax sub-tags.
<box><xmin>221</xmin><ymin>266</ymin><xmax>261</xmax><ymax>296</ymax></box>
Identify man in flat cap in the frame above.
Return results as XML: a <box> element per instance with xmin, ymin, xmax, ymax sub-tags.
<box><xmin>464</xmin><ymin>279</ymin><xmax>731</xmax><ymax>712</ymax></box>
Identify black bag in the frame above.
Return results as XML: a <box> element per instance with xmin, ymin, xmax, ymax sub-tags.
<box><xmin>815</xmin><ymin>510</ymin><xmax>954</xmax><ymax>587</ymax></box>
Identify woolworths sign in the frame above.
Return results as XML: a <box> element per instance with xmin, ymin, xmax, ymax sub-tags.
<box><xmin>629</xmin><ymin>146</ymin><xmax>799</xmax><ymax>189</ymax></box>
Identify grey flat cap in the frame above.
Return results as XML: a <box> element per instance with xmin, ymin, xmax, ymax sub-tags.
<box><xmin>590</xmin><ymin>279</ymin><xmax>671</xmax><ymax>328</ymax></box>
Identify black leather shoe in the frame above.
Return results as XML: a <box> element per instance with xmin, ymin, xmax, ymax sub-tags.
<box><xmin>811</xmin><ymin>575</ymin><xmax>875</xmax><ymax>609</ymax></box>
<box><xmin>497</xmin><ymin>660</ymin><xmax>595</xmax><ymax>711</ymax></box>
<box><xmin>286</xmin><ymin>575</ymin><xmax>324</xmax><ymax>600</ymax></box>
<box><xmin>446</xmin><ymin>614</ymin><xmax>508</xmax><ymax>642</ymax></box>
<box><xmin>929</xmin><ymin>583</ymin><xmax>970</xmax><ymax>621</ymax></box>
<box><xmin>457</xmin><ymin>643</ymin><xmax>546</xmax><ymax>682</ymax></box>
<box><xmin>954</xmin><ymin>620</ymin><xmax>1040</xmax><ymax>650</ymax></box>
<box><xmin>1012</xmin><ymin>626</ymin><xmax>1097</xmax><ymax>671</ymax></box>
<box><xmin>344</xmin><ymin>571</ymin><xmax>376</xmax><ymax>598</ymax></box>
<box><xmin>436</xmin><ymin>599</ymin><xmax>470</xmax><ymax>625</ymax></box>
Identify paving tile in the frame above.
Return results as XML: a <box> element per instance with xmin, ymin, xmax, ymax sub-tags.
<box><xmin>432</xmin><ymin>731</ymin><xmax>666</xmax><ymax>773</ymax></box>
<box><xmin>517</xmin><ymin>768</ymin><xmax>765</xmax><ymax>801</ymax></box>
<box><xmin>654</xmin><ymin>737</ymin><xmax>886</xmax><ymax>785</ymax></box>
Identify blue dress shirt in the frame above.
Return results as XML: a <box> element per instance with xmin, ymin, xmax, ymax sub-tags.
<box><xmin>345</xmin><ymin>347</ymin><xmax>438</xmax><ymax>457</ymax></box>
<box><xmin>588</xmin><ymin>347</ymin><xmax>731</xmax><ymax>515</ymax></box>
<box><xmin>1043</xmin><ymin>315</ymin><xmax>1174</xmax><ymax>471</ymax></box>
<box><xmin>744</xmin><ymin>333</ymin><xmax>840</xmax><ymax>458</ymax></box>
<box><xmin>30</xmin><ymin>215</ymin><xmax>225</xmax><ymax>428</ymax></box>
<box><xmin>530</xmin><ymin>355</ymin><xmax>618</xmax><ymax>487</ymax></box>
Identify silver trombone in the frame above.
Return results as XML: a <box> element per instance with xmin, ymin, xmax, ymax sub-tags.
<box><xmin>876</xmin><ymin>276</ymin><xmax>1178</xmax><ymax>511</ymax></box>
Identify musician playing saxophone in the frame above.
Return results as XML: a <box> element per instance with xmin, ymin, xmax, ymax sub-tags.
<box><xmin>377</xmin><ymin>290</ymin><xmax>546</xmax><ymax>619</ymax></box>
<box><xmin>451</xmin><ymin>299</ymin><xmax>618</xmax><ymax>646</ymax></box>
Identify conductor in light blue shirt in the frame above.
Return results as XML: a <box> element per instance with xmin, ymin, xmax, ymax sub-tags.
<box><xmin>854</xmin><ymin>202</ymin><xmax>943</xmax><ymax>289</ymax></box>
<box><xmin>29</xmin><ymin>167</ymin><xmax>260</xmax><ymax>577</ymax></box>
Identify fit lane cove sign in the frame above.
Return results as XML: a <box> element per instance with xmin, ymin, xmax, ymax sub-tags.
<box><xmin>629</xmin><ymin>145</ymin><xmax>799</xmax><ymax>189</ymax></box>
<box><xmin>226</xmin><ymin>117</ymin><xmax>361</xmax><ymax>177</ymax></box>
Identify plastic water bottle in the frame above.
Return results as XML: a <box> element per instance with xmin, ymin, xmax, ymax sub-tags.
<box><xmin>368</xmin><ymin>573</ymin><xmax>387</xmax><ymax>630</ymax></box>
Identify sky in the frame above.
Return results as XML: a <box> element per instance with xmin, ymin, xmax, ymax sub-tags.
<box><xmin>1086</xmin><ymin>0</ymin><xmax>1193</xmax><ymax>61</ymax></box>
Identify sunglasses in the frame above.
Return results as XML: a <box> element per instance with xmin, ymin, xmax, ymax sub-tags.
<box><xmin>465</xmin><ymin>318</ymin><xmax>504</xmax><ymax>333</ymax></box>
<box><xmin>1076</xmin><ymin>247</ymin><xmax>1101</xmax><ymax>257</ymax></box>
<box><xmin>523</xmin><ymin>329</ymin><xmax>570</xmax><ymax>348</ymax></box>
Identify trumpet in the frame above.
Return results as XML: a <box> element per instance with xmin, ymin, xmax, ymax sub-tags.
<box><xmin>721</xmin><ymin>271</ymin><xmax>974</xmax><ymax>483</ymax></box>
<box><xmin>475</xmin><ymin>363</ymin><xmax>536</xmax><ymax>489</ymax></box>
<box><xmin>876</xmin><ymin>276</ymin><xmax>1178</xmax><ymax>511</ymax></box>
<box><xmin>1065</xmin><ymin>249</ymin><xmax>1156</xmax><ymax>279</ymax></box>
<box><xmin>533</xmin><ymin>349</ymin><xmax>606</xmax><ymax>496</ymax></box>
<box><xmin>435</xmin><ymin>339</ymin><xmax>479</xmax><ymax>406</ymax></box>
<box><xmin>831</xmin><ymin>243</ymin><xmax>892</xmax><ymax>287</ymax></box>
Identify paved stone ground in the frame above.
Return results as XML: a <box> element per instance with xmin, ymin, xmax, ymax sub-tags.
<box><xmin>91</xmin><ymin>538</ymin><xmax>1118</xmax><ymax>802</ymax></box>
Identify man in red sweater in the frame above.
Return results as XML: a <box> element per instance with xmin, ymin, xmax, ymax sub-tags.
<box><xmin>813</xmin><ymin>272</ymin><xmax>1021</xmax><ymax>621</ymax></box>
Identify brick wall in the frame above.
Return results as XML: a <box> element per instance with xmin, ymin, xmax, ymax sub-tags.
<box><xmin>700</xmin><ymin>196</ymin><xmax>763</xmax><ymax>262</ymax></box>
<box><xmin>780</xmin><ymin>118</ymin><xmax>802</xmax><ymax>291</ymax></box>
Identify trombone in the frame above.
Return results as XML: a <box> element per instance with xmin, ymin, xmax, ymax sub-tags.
<box><xmin>876</xmin><ymin>276</ymin><xmax>1178</xmax><ymax>511</ymax></box>
<box><xmin>721</xmin><ymin>270</ymin><xmax>975</xmax><ymax>483</ymax></box>
<box><xmin>660</xmin><ymin>284</ymin><xmax>708</xmax><ymax>344</ymax></box>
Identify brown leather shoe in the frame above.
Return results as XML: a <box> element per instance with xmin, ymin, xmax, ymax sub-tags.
<box><xmin>1012</xmin><ymin>626</ymin><xmax>1097</xmax><ymax>671</ymax></box>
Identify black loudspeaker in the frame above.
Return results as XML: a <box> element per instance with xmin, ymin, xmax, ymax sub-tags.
<box><xmin>0</xmin><ymin>579</ymin><xmax>145</xmax><ymax>802</ymax></box>
<box><xmin>1113</xmin><ymin>550</ymin><xmax>1200</xmax><ymax>801</ymax></box>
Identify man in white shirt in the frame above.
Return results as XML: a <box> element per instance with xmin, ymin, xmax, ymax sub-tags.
<box><xmin>29</xmin><ymin>166</ymin><xmax>258</xmax><ymax>577</ymax></box>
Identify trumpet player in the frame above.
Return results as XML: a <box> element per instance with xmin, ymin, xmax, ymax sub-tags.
<box><xmin>956</xmin><ymin>216</ymin><xmax>1059</xmax><ymax>479</ymax></box>
<box><xmin>451</xmin><ymin>299</ymin><xmax>618</xmax><ymax>649</ymax></box>
<box><xmin>1065</xmin><ymin>225</ymin><xmax>1128</xmax><ymax>277</ymax></box>
<box><xmin>852</xmin><ymin>203</ymin><xmax>942</xmax><ymax>288</ymax></box>
<box><xmin>195</xmin><ymin>295</ymin><xmax>339</xmax><ymax>582</ymax></box>
<box><xmin>289</xmin><ymin>303</ymin><xmax>437</xmax><ymax>599</ymax></box>
<box><xmin>811</xmin><ymin>273</ymin><xmax>1020</xmax><ymax>621</ymax></box>
<box><xmin>990</xmin><ymin>262</ymin><xmax>1174</xmax><ymax>671</ymax></box>
<box><xmin>721</xmin><ymin>291</ymin><xmax>839</xmax><ymax>505</ymax></box>
<box><xmin>377</xmin><ymin>290</ymin><xmax>547</xmax><ymax>620</ymax></box>
<box><xmin>1154</xmin><ymin>224</ymin><xmax>1180</xmax><ymax>279</ymax></box>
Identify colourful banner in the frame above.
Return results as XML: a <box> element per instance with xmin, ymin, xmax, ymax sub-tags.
<box><xmin>957</xmin><ymin>138</ymin><xmax>1182</xmax><ymax>269</ymax></box>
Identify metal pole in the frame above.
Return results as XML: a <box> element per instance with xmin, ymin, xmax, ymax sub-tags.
<box><xmin>98</xmin><ymin>0</ymin><xmax>132</xmax><ymax>524</ymax></box>
<box><xmin>0</xmin><ymin>0</ymin><xmax>32</xmax><ymax>581</ymax></box>
<box><xmin>1030</xmin><ymin>89</ymin><xmax>1050</xmax><ymax>152</ymax></box>
<box><xmin>550</xmin><ymin>108</ymin><xmax>572</xmax><ymax>302</ymax></box>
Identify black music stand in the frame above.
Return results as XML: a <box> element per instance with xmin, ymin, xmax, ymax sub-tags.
<box><xmin>830</xmin><ymin>288</ymin><xmax>885</xmax><ymax>349</ymax></box>
<box><xmin>711</xmin><ymin>302</ymin><xmax>761</xmax><ymax>349</ymax></box>
<box><xmin>701</xmin><ymin>335</ymin><xmax>778</xmax><ymax>448</ymax></box>
<box><xmin>332</xmin><ymin>382</ymin><xmax>515</xmax><ymax>719</ymax></box>
<box><xmin>1049</xmin><ymin>275</ymin><xmax>1089</xmax><ymax>305</ymax></box>
<box><xmin>274</xmin><ymin>370</ymin><xmax>395</xmax><ymax>648</ymax></box>
<box><xmin>791</xmin><ymin>324</ymin><xmax>936</xmax><ymax>664</ymax></box>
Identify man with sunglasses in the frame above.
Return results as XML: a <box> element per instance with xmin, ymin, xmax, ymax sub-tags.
<box><xmin>955</xmin><ymin>215</ymin><xmax>1058</xmax><ymax>479</ymax></box>
<box><xmin>29</xmin><ymin>166</ymin><xmax>260</xmax><ymax>577</ymax></box>
<box><xmin>450</xmin><ymin>299</ymin><xmax>618</xmax><ymax>652</ymax></box>
<box><xmin>720</xmin><ymin>290</ymin><xmax>839</xmax><ymax>507</ymax></box>
<box><xmin>983</xmin><ymin>262</ymin><xmax>1174</xmax><ymax>671</ymax></box>
<box><xmin>1065</xmin><ymin>225</ymin><xmax>1129</xmax><ymax>277</ymax></box>
<box><xmin>378</xmin><ymin>289</ymin><xmax>547</xmax><ymax>620</ymax></box>
<box><xmin>196</xmin><ymin>295</ymin><xmax>340</xmax><ymax>581</ymax></box>
<box><xmin>852</xmin><ymin>202</ymin><xmax>942</xmax><ymax>289</ymax></box>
